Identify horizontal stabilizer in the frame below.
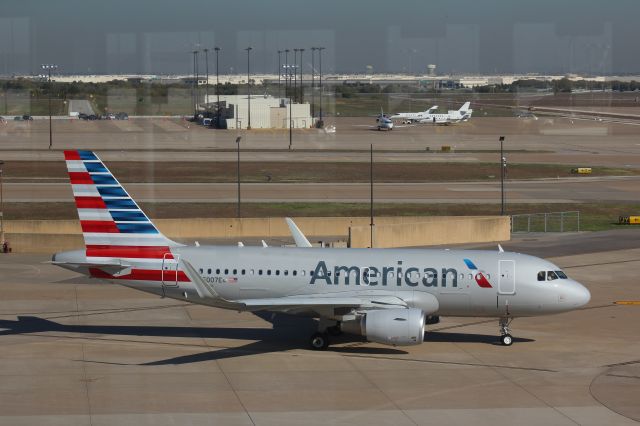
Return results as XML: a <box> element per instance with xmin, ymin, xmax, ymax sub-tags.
<box><xmin>50</xmin><ymin>260</ymin><xmax>131</xmax><ymax>276</ymax></box>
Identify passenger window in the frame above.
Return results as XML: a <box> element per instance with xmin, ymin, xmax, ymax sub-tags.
<box><xmin>259</xmin><ymin>270</ymin><xmax>263</xmax><ymax>275</ymax></box>
<box><xmin>276</xmin><ymin>270</ymin><xmax>280</xmax><ymax>276</ymax></box>
<box><xmin>284</xmin><ymin>270</ymin><xmax>288</xmax><ymax>276</ymax></box>
<box><xmin>547</xmin><ymin>271</ymin><xmax>559</xmax><ymax>281</ymax></box>
<box><xmin>216</xmin><ymin>268</ymin><xmax>220</xmax><ymax>274</ymax></box>
<box><xmin>250</xmin><ymin>269</ymin><xmax>254</xmax><ymax>275</ymax></box>
<box><xmin>242</xmin><ymin>269</ymin><xmax>246</xmax><ymax>275</ymax></box>
<box><xmin>199</xmin><ymin>268</ymin><xmax>203</xmax><ymax>274</ymax></box>
<box><xmin>206</xmin><ymin>268</ymin><xmax>211</xmax><ymax>274</ymax></box>
<box><xmin>267</xmin><ymin>270</ymin><xmax>271</xmax><ymax>275</ymax></box>
<box><xmin>233</xmin><ymin>269</ymin><xmax>237</xmax><ymax>274</ymax></box>
<box><xmin>224</xmin><ymin>269</ymin><xmax>228</xmax><ymax>274</ymax></box>
<box><xmin>537</xmin><ymin>271</ymin><xmax>545</xmax><ymax>281</ymax></box>
<box><xmin>469</xmin><ymin>273</ymin><xmax>473</xmax><ymax>280</ymax></box>
<box><xmin>310</xmin><ymin>270</ymin><xmax>314</xmax><ymax>276</ymax></box>
<box><xmin>302</xmin><ymin>270</ymin><xmax>306</xmax><ymax>276</ymax></box>
<box><xmin>293</xmin><ymin>270</ymin><xmax>298</xmax><ymax>276</ymax></box>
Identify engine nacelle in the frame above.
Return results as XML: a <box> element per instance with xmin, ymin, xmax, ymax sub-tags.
<box><xmin>341</xmin><ymin>308</ymin><xmax>425</xmax><ymax>346</ymax></box>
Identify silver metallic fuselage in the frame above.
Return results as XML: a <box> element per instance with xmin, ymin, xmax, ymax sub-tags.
<box><xmin>55</xmin><ymin>246</ymin><xmax>591</xmax><ymax>318</ymax></box>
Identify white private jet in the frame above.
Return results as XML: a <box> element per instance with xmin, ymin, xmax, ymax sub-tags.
<box><xmin>392</xmin><ymin>102</ymin><xmax>473</xmax><ymax>125</ymax></box>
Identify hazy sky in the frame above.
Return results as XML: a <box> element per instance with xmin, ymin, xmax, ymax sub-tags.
<box><xmin>0</xmin><ymin>0</ymin><xmax>638</xmax><ymax>76</ymax></box>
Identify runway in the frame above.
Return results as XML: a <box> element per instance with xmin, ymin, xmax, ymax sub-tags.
<box><xmin>5</xmin><ymin>176</ymin><xmax>640</xmax><ymax>204</ymax></box>
<box><xmin>0</xmin><ymin>231</ymin><xmax>638</xmax><ymax>425</ymax></box>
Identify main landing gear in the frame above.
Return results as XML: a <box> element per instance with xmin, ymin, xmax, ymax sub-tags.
<box><xmin>499</xmin><ymin>317</ymin><xmax>514</xmax><ymax>346</ymax></box>
<box><xmin>309</xmin><ymin>320</ymin><xmax>341</xmax><ymax>350</ymax></box>
<box><xmin>310</xmin><ymin>332</ymin><xmax>330</xmax><ymax>350</ymax></box>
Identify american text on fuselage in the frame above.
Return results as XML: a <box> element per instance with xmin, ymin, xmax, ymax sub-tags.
<box><xmin>310</xmin><ymin>260</ymin><xmax>459</xmax><ymax>287</ymax></box>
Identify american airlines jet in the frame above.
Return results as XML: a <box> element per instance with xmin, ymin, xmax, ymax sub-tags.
<box><xmin>53</xmin><ymin>150</ymin><xmax>590</xmax><ymax>350</ymax></box>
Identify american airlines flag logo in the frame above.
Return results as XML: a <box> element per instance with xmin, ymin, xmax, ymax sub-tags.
<box><xmin>463</xmin><ymin>258</ymin><xmax>493</xmax><ymax>288</ymax></box>
<box><xmin>226</xmin><ymin>277</ymin><xmax>238</xmax><ymax>284</ymax></box>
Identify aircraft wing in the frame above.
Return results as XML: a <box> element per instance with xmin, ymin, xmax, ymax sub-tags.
<box><xmin>182</xmin><ymin>259</ymin><xmax>408</xmax><ymax>316</ymax></box>
<box><xmin>238</xmin><ymin>294</ymin><xmax>408</xmax><ymax>316</ymax></box>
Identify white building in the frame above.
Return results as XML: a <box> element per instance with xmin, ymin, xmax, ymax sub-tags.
<box><xmin>204</xmin><ymin>94</ymin><xmax>313</xmax><ymax>130</ymax></box>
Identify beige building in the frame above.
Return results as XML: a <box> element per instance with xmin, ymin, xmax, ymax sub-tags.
<box><xmin>204</xmin><ymin>94</ymin><xmax>313</xmax><ymax>130</ymax></box>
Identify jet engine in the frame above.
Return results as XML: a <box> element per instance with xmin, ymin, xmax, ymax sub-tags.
<box><xmin>341</xmin><ymin>308</ymin><xmax>425</xmax><ymax>346</ymax></box>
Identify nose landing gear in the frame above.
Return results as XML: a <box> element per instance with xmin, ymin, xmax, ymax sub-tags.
<box><xmin>499</xmin><ymin>317</ymin><xmax>514</xmax><ymax>346</ymax></box>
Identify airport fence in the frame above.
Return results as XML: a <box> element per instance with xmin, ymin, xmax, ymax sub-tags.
<box><xmin>511</xmin><ymin>211</ymin><xmax>580</xmax><ymax>233</ymax></box>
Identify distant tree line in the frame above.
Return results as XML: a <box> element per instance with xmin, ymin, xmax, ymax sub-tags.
<box><xmin>2</xmin><ymin>77</ymin><xmax>639</xmax><ymax>103</ymax></box>
<box><xmin>473</xmin><ymin>78</ymin><xmax>640</xmax><ymax>94</ymax></box>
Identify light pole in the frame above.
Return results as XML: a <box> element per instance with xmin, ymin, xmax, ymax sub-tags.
<box><xmin>293</xmin><ymin>49</ymin><xmax>298</xmax><ymax>104</ymax></box>
<box><xmin>284</xmin><ymin>50</ymin><xmax>290</xmax><ymax>97</ymax></box>
<box><xmin>236</xmin><ymin>136</ymin><xmax>242</xmax><ymax>218</ymax></box>
<box><xmin>42</xmin><ymin>64</ymin><xmax>57</xmax><ymax>149</ymax></box>
<box><xmin>192</xmin><ymin>50</ymin><xmax>198</xmax><ymax>118</ymax></box>
<box><xmin>214</xmin><ymin>47</ymin><xmax>221</xmax><ymax>128</ymax></box>
<box><xmin>370</xmin><ymin>144</ymin><xmax>374</xmax><ymax>248</ymax></box>
<box><xmin>288</xmin><ymin>58</ymin><xmax>293</xmax><ymax>150</ymax></box>
<box><xmin>299</xmin><ymin>48</ymin><xmax>305</xmax><ymax>104</ymax></box>
<box><xmin>317</xmin><ymin>47</ymin><xmax>325</xmax><ymax>127</ymax></box>
<box><xmin>500</xmin><ymin>136</ymin><xmax>506</xmax><ymax>215</ymax></box>
<box><xmin>245</xmin><ymin>47</ymin><xmax>252</xmax><ymax>130</ymax></box>
<box><xmin>311</xmin><ymin>47</ymin><xmax>316</xmax><ymax>119</ymax></box>
<box><xmin>203</xmin><ymin>48</ymin><xmax>209</xmax><ymax>112</ymax></box>
<box><xmin>277</xmin><ymin>50</ymin><xmax>283</xmax><ymax>99</ymax></box>
<box><xmin>195</xmin><ymin>49</ymin><xmax>200</xmax><ymax>116</ymax></box>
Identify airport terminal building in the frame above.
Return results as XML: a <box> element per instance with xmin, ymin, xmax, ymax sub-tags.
<box><xmin>204</xmin><ymin>95</ymin><xmax>313</xmax><ymax>130</ymax></box>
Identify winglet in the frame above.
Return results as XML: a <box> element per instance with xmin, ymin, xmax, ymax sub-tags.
<box><xmin>285</xmin><ymin>218</ymin><xmax>312</xmax><ymax>248</ymax></box>
<box><xmin>498</xmin><ymin>244</ymin><xmax>504</xmax><ymax>253</ymax></box>
<box><xmin>261</xmin><ymin>240</ymin><xmax>268</xmax><ymax>248</ymax></box>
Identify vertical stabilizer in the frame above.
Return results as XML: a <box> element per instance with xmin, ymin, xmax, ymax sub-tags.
<box><xmin>63</xmin><ymin>150</ymin><xmax>182</xmax><ymax>262</ymax></box>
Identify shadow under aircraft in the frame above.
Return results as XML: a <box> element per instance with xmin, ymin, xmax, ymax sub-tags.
<box><xmin>0</xmin><ymin>313</ymin><xmax>533</xmax><ymax>365</ymax></box>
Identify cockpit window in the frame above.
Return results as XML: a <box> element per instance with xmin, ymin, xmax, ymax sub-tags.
<box><xmin>538</xmin><ymin>270</ymin><xmax>568</xmax><ymax>281</ymax></box>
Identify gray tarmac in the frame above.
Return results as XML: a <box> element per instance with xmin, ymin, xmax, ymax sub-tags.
<box><xmin>5</xmin><ymin>176</ymin><xmax>640</xmax><ymax>204</ymax></box>
<box><xmin>0</xmin><ymin>231</ymin><xmax>639</xmax><ymax>426</ymax></box>
<box><xmin>1</xmin><ymin>116</ymin><xmax>640</xmax><ymax>169</ymax></box>
<box><xmin>1</xmin><ymin>112</ymin><xmax>640</xmax><ymax>425</ymax></box>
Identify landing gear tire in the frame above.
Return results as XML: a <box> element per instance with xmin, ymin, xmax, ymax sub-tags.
<box><xmin>498</xmin><ymin>317</ymin><xmax>514</xmax><ymax>346</ymax></box>
<box><xmin>310</xmin><ymin>332</ymin><xmax>330</xmax><ymax>350</ymax></box>
<box><xmin>500</xmin><ymin>334</ymin><xmax>513</xmax><ymax>346</ymax></box>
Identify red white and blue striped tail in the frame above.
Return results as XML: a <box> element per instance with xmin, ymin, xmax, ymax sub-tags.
<box><xmin>64</xmin><ymin>150</ymin><xmax>182</xmax><ymax>261</ymax></box>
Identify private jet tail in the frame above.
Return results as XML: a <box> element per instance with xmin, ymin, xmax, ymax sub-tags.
<box><xmin>63</xmin><ymin>150</ymin><xmax>182</xmax><ymax>263</ymax></box>
<box><xmin>459</xmin><ymin>102</ymin><xmax>471</xmax><ymax>112</ymax></box>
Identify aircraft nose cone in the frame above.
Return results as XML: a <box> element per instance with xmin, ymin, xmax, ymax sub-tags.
<box><xmin>568</xmin><ymin>281</ymin><xmax>591</xmax><ymax>307</ymax></box>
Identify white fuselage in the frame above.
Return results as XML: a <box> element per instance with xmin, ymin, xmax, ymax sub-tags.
<box><xmin>55</xmin><ymin>246</ymin><xmax>591</xmax><ymax>319</ymax></box>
